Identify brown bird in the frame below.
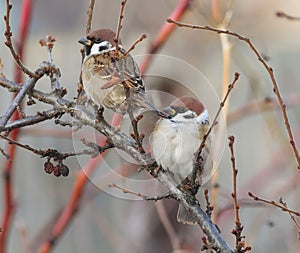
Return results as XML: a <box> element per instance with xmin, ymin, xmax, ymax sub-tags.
<box><xmin>79</xmin><ymin>28</ymin><xmax>166</xmax><ymax>117</ymax></box>
<box><xmin>151</xmin><ymin>96</ymin><xmax>212</xmax><ymax>224</ymax></box>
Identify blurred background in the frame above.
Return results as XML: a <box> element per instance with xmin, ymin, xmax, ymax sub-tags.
<box><xmin>1</xmin><ymin>0</ymin><xmax>300</xmax><ymax>252</ymax></box>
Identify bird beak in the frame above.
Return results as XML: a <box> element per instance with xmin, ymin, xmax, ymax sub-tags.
<box><xmin>163</xmin><ymin>106</ymin><xmax>177</xmax><ymax>118</ymax></box>
<box><xmin>79</xmin><ymin>37</ymin><xmax>92</xmax><ymax>46</ymax></box>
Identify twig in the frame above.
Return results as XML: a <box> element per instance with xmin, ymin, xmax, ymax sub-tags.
<box><xmin>248</xmin><ymin>192</ymin><xmax>300</xmax><ymax>216</ymax></box>
<box><xmin>39</xmin><ymin>35</ymin><xmax>61</xmax><ymax>90</ymax></box>
<box><xmin>249</xmin><ymin>192</ymin><xmax>300</xmax><ymax>240</ymax></box>
<box><xmin>124</xmin><ymin>87</ymin><xmax>145</xmax><ymax>153</ymax></box>
<box><xmin>0</xmin><ymin>76</ymin><xmax>74</xmax><ymax>108</ymax></box>
<box><xmin>0</xmin><ymin>147</ymin><xmax>11</xmax><ymax>161</ymax></box>
<box><xmin>108</xmin><ymin>183</ymin><xmax>145</xmax><ymax>198</ymax></box>
<box><xmin>140</xmin><ymin>0</ymin><xmax>192</xmax><ymax>74</ymax></box>
<box><xmin>2</xmin><ymin>109</ymin><xmax>62</xmax><ymax>132</ymax></box>
<box><xmin>228</xmin><ymin>136</ymin><xmax>240</xmax><ymax>225</ymax></box>
<box><xmin>276</xmin><ymin>11</ymin><xmax>300</xmax><ymax>21</ymax></box>
<box><xmin>191</xmin><ymin>73</ymin><xmax>239</xmax><ymax>184</ymax></box>
<box><xmin>86</xmin><ymin>0</ymin><xmax>96</xmax><ymax>34</ymax></box>
<box><xmin>204</xmin><ymin>189</ymin><xmax>214</xmax><ymax>217</ymax></box>
<box><xmin>115</xmin><ymin>0</ymin><xmax>128</xmax><ymax>54</ymax></box>
<box><xmin>4</xmin><ymin>0</ymin><xmax>37</xmax><ymax>78</ymax></box>
<box><xmin>124</xmin><ymin>34</ymin><xmax>147</xmax><ymax>57</ymax></box>
<box><xmin>229</xmin><ymin>136</ymin><xmax>251</xmax><ymax>252</ymax></box>
<box><xmin>0</xmin><ymin>134</ymin><xmax>106</xmax><ymax>161</ymax></box>
<box><xmin>167</xmin><ymin>18</ymin><xmax>300</xmax><ymax>170</ymax></box>
<box><xmin>111</xmin><ymin>182</ymin><xmax>174</xmax><ymax>201</ymax></box>
<box><xmin>279</xmin><ymin>198</ymin><xmax>300</xmax><ymax>240</ymax></box>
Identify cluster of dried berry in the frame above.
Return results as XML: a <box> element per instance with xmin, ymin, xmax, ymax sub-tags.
<box><xmin>44</xmin><ymin>160</ymin><xmax>69</xmax><ymax>177</ymax></box>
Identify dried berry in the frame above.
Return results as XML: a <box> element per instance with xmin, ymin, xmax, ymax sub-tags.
<box><xmin>53</xmin><ymin>165</ymin><xmax>61</xmax><ymax>177</ymax></box>
<box><xmin>60</xmin><ymin>164</ymin><xmax>69</xmax><ymax>177</ymax></box>
<box><xmin>44</xmin><ymin>161</ymin><xmax>54</xmax><ymax>174</ymax></box>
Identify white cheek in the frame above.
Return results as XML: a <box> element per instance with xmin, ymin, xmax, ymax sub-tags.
<box><xmin>90</xmin><ymin>41</ymin><xmax>113</xmax><ymax>55</ymax></box>
<box><xmin>197</xmin><ymin>109</ymin><xmax>209</xmax><ymax>125</ymax></box>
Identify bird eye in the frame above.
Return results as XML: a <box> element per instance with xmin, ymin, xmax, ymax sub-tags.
<box><xmin>94</xmin><ymin>38</ymin><xmax>102</xmax><ymax>43</ymax></box>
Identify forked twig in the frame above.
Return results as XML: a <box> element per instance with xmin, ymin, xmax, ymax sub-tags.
<box><xmin>249</xmin><ymin>192</ymin><xmax>300</xmax><ymax>240</ymax></box>
<box><xmin>248</xmin><ymin>192</ymin><xmax>300</xmax><ymax>216</ymax></box>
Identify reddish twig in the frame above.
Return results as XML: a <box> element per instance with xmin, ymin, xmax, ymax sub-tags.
<box><xmin>140</xmin><ymin>0</ymin><xmax>192</xmax><ymax>75</ymax></box>
<box><xmin>0</xmin><ymin>1</ymin><xmax>33</xmax><ymax>252</ymax></box>
<box><xmin>167</xmin><ymin>18</ymin><xmax>300</xmax><ymax>171</ymax></box>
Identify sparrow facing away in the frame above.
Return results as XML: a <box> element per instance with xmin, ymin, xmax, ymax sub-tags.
<box><xmin>151</xmin><ymin>96</ymin><xmax>212</xmax><ymax>225</ymax></box>
<box><xmin>79</xmin><ymin>28</ymin><xmax>166</xmax><ymax>117</ymax></box>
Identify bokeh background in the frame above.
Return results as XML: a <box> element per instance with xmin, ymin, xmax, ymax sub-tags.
<box><xmin>1</xmin><ymin>0</ymin><xmax>300</xmax><ymax>252</ymax></box>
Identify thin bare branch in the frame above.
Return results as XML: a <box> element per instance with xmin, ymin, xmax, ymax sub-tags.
<box><xmin>1</xmin><ymin>109</ymin><xmax>62</xmax><ymax>132</ymax></box>
<box><xmin>248</xmin><ymin>192</ymin><xmax>300</xmax><ymax>216</ymax></box>
<box><xmin>124</xmin><ymin>34</ymin><xmax>147</xmax><ymax>57</ymax></box>
<box><xmin>115</xmin><ymin>0</ymin><xmax>128</xmax><ymax>54</ymax></box>
<box><xmin>229</xmin><ymin>136</ymin><xmax>251</xmax><ymax>252</ymax></box>
<box><xmin>86</xmin><ymin>0</ymin><xmax>96</xmax><ymax>34</ymax></box>
<box><xmin>4</xmin><ymin>0</ymin><xmax>37</xmax><ymax>78</ymax></box>
<box><xmin>191</xmin><ymin>72</ymin><xmax>239</xmax><ymax>184</ymax></box>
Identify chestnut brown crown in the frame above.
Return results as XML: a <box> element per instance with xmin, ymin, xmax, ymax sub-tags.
<box><xmin>169</xmin><ymin>96</ymin><xmax>206</xmax><ymax>116</ymax></box>
<box><xmin>86</xmin><ymin>29</ymin><xmax>120</xmax><ymax>46</ymax></box>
